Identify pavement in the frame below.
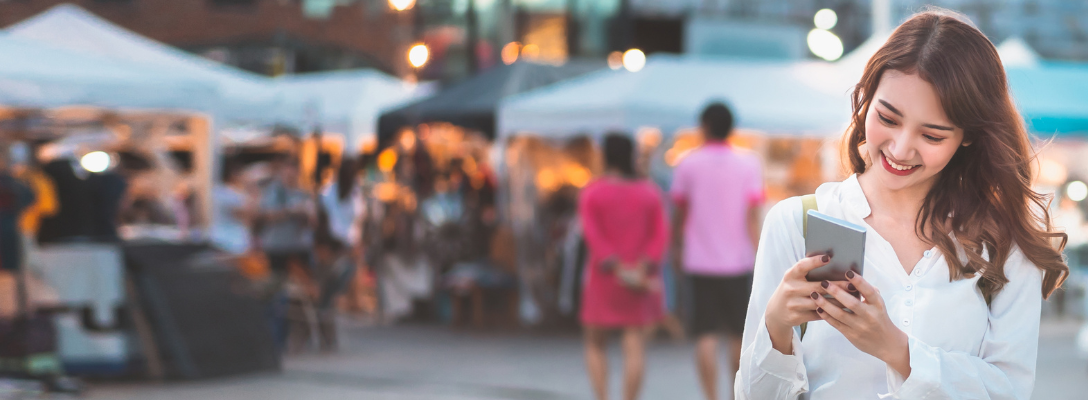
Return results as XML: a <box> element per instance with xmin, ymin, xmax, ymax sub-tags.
<box><xmin>38</xmin><ymin>317</ymin><xmax>1088</xmax><ymax>400</ymax></box>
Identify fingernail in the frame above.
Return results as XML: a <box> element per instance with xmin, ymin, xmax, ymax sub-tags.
<box><xmin>822</xmin><ymin>255</ymin><xmax>829</xmax><ymax>263</ymax></box>
<box><xmin>817</xmin><ymin>307</ymin><xmax>824</xmax><ymax>314</ymax></box>
<box><xmin>810</xmin><ymin>292</ymin><xmax>819</xmax><ymax>300</ymax></box>
<box><xmin>848</xmin><ymin>283</ymin><xmax>857</xmax><ymax>292</ymax></box>
<box><xmin>821</xmin><ymin>280</ymin><xmax>829</xmax><ymax>289</ymax></box>
<box><xmin>846</xmin><ymin>270</ymin><xmax>855</xmax><ymax>279</ymax></box>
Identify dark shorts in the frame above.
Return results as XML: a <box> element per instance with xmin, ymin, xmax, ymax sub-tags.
<box><xmin>686</xmin><ymin>272</ymin><xmax>753</xmax><ymax>338</ymax></box>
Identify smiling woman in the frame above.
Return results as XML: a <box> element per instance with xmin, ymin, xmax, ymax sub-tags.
<box><xmin>736</xmin><ymin>7</ymin><xmax>1069</xmax><ymax>400</ymax></box>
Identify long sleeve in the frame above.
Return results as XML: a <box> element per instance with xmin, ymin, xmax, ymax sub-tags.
<box><xmin>735</xmin><ymin>197</ymin><xmax>809</xmax><ymax>400</ymax></box>
<box><xmin>578</xmin><ymin>185</ymin><xmax>618</xmax><ymax>261</ymax></box>
<box><xmin>880</xmin><ymin>247</ymin><xmax>1043</xmax><ymax>400</ymax></box>
<box><xmin>642</xmin><ymin>187</ymin><xmax>670</xmax><ymax>263</ymax></box>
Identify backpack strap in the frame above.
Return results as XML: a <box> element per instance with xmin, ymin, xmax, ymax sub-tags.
<box><xmin>799</xmin><ymin>194</ymin><xmax>817</xmax><ymax>340</ymax></box>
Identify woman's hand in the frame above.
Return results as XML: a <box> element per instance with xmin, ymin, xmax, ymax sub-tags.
<box><xmin>814</xmin><ymin>271</ymin><xmax>911</xmax><ymax>378</ymax></box>
<box><xmin>765</xmin><ymin>255</ymin><xmax>836</xmax><ymax>354</ymax></box>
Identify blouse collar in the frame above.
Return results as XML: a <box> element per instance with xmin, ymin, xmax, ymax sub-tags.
<box><xmin>816</xmin><ymin>174</ymin><xmax>872</xmax><ymax>219</ymax></box>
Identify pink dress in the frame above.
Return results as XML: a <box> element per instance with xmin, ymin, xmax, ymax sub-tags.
<box><xmin>578</xmin><ymin>178</ymin><xmax>669</xmax><ymax>327</ymax></box>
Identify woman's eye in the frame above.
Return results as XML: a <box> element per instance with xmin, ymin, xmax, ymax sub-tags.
<box><xmin>877</xmin><ymin>113</ymin><xmax>896</xmax><ymax>126</ymax></box>
<box><xmin>923</xmin><ymin>135</ymin><xmax>945</xmax><ymax>143</ymax></box>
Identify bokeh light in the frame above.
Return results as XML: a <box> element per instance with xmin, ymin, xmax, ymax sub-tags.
<box><xmin>80</xmin><ymin>151</ymin><xmax>111</xmax><ymax>173</ymax></box>
<box><xmin>807</xmin><ymin>29</ymin><xmax>843</xmax><ymax>61</ymax></box>
<box><xmin>501</xmin><ymin>42</ymin><xmax>521</xmax><ymax>65</ymax></box>
<box><xmin>814</xmin><ymin>9</ymin><xmax>838</xmax><ymax>30</ymax></box>
<box><xmin>607</xmin><ymin>51</ymin><xmax>624</xmax><ymax>70</ymax></box>
<box><xmin>408</xmin><ymin>44</ymin><xmax>429</xmax><ymax>68</ymax></box>
<box><xmin>1067</xmin><ymin>181</ymin><xmax>1088</xmax><ymax>202</ymax></box>
<box><xmin>622</xmin><ymin>49</ymin><xmax>646</xmax><ymax>72</ymax></box>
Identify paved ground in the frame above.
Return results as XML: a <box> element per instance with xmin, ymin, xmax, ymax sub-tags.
<box><xmin>49</xmin><ymin>317</ymin><xmax>1088</xmax><ymax>400</ymax></box>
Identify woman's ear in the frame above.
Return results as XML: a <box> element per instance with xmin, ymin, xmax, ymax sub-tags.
<box><xmin>962</xmin><ymin>140</ymin><xmax>973</xmax><ymax>147</ymax></box>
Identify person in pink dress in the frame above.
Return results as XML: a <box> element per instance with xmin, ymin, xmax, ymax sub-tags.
<box><xmin>579</xmin><ymin>134</ymin><xmax>669</xmax><ymax>400</ymax></box>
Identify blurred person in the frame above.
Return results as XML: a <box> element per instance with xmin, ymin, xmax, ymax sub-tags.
<box><xmin>210</xmin><ymin>161</ymin><xmax>257</xmax><ymax>255</ymax></box>
<box><xmin>670</xmin><ymin>102</ymin><xmax>764</xmax><ymax>400</ymax></box>
<box><xmin>737</xmin><ymin>9</ymin><xmax>1069</xmax><ymax>400</ymax></box>
<box><xmin>579</xmin><ymin>134</ymin><xmax>668</xmax><ymax>400</ymax></box>
<box><xmin>8</xmin><ymin>143</ymin><xmax>57</xmax><ymax>269</ymax></box>
<box><xmin>259</xmin><ymin>156</ymin><xmax>316</xmax><ymax>273</ymax></box>
<box><xmin>258</xmin><ymin>156</ymin><xmax>315</xmax><ymax>350</ymax></box>
<box><xmin>0</xmin><ymin>144</ymin><xmax>34</xmax><ymax>311</ymax></box>
<box><xmin>314</xmin><ymin>158</ymin><xmax>364</xmax><ymax>338</ymax></box>
<box><xmin>320</xmin><ymin>157</ymin><xmax>365</xmax><ymax>254</ymax></box>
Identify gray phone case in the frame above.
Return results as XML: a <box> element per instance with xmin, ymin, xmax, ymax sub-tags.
<box><xmin>804</xmin><ymin>210</ymin><xmax>866</xmax><ymax>282</ymax></box>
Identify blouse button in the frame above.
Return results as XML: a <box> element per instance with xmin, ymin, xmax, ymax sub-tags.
<box><xmin>903</xmin><ymin>319</ymin><xmax>911</xmax><ymax>326</ymax></box>
<box><xmin>796</xmin><ymin>372</ymin><xmax>805</xmax><ymax>380</ymax></box>
<box><xmin>923</xmin><ymin>250</ymin><xmax>932</xmax><ymax>258</ymax></box>
<box><xmin>914</xmin><ymin>269</ymin><xmax>923</xmax><ymax>277</ymax></box>
<box><xmin>905</xmin><ymin>299</ymin><xmax>914</xmax><ymax>306</ymax></box>
<box><xmin>904</xmin><ymin>284</ymin><xmax>913</xmax><ymax>291</ymax></box>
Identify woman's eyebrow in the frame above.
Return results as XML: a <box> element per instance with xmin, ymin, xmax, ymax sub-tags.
<box><xmin>878</xmin><ymin>99</ymin><xmax>902</xmax><ymax>116</ymax></box>
<box><xmin>879</xmin><ymin>99</ymin><xmax>955</xmax><ymax>131</ymax></box>
<box><xmin>922</xmin><ymin>123</ymin><xmax>955</xmax><ymax>131</ymax></box>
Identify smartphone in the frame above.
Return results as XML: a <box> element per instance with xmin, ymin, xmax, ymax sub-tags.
<box><xmin>805</xmin><ymin>210</ymin><xmax>866</xmax><ymax>282</ymax></box>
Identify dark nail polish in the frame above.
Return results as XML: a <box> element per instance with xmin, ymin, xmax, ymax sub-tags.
<box><xmin>846</xmin><ymin>270</ymin><xmax>856</xmax><ymax>279</ymax></box>
<box><xmin>848</xmin><ymin>284</ymin><xmax>857</xmax><ymax>292</ymax></box>
<box><xmin>822</xmin><ymin>255</ymin><xmax>829</xmax><ymax>263</ymax></box>
<box><xmin>810</xmin><ymin>292</ymin><xmax>819</xmax><ymax>300</ymax></box>
<box><xmin>817</xmin><ymin>307</ymin><xmax>824</xmax><ymax>314</ymax></box>
<box><xmin>821</xmin><ymin>280</ymin><xmax>829</xmax><ymax>289</ymax></box>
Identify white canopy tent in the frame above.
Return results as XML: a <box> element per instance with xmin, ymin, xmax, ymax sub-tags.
<box><xmin>275</xmin><ymin>70</ymin><xmax>435</xmax><ymax>152</ymax></box>
<box><xmin>497</xmin><ymin>55</ymin><xmax>852</xmax><ymax>140</ymax></box>
<box><xmin>0</xmin><ymin>33</ymin><xmax>217</xmax><ymax>110</ymax></box>
<box><xmin>5</xmin><ymin>4</ymin><xmax>307</xmax><ymax>129</ymax></box>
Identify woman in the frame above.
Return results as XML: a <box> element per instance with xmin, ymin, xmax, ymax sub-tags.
<box><xmin>736</xmin><ymin>9</ymin><xmax>1068</xmax><ymax>400</ymax></box>
<box><xmin>579</xmin><ymin>134</ymin><xmax>668</xmax><ymax>400</ymax></box>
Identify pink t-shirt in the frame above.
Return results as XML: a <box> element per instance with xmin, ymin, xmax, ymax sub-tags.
<box><xmin>670</xmin><ymin>144</ymin><xmax>764</xmax><ymax>276</ymax></box>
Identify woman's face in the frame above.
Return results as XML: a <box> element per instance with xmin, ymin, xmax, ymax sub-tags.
<box><xmin>863</xmin><ymin>70</ymin><xmax>966</xmax><ymax>192</ymax></box>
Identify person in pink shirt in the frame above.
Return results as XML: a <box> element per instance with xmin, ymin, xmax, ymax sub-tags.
<box><xmin>670</xmin><ymin>103</ymin><xmax>764</xmax><ymax>400</ymax></box>
<box><xmin>579</xmin><ymin>134</ymin><xmax>669</xmax><ymax>400</ymax></box>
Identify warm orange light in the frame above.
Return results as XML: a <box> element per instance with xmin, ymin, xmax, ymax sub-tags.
<box><xmin>521</xmin><ymin>44</ymin><xmax>540</xmax><ymax>60</ymax></box>
<box><xmin>607</xmin><ymin>51</ymin><xmax>623</xmax><ymax>70</ymax></box>
<box><xmin>378</xmin><ymin>149</ymin><xmax>398</xmax><ymax>172</ymax></box>
<box><xmin>408</xmin><ymin>43</ymin><xmax>429</xmax><ymax>68</ymax></box>
<box><xmin>389</xmin><ymin>0</ymin><xmax>415</xmax><ymax>11</ymax></box>
<box><xmin>566</xmin><ymin>165</ymin><xmax>592</xmax><ymax>188</ymax></box>
<box><xmin>501</xmin><ymin>42</ymin><xmax>521</xmax><ymax>65</ymax></box>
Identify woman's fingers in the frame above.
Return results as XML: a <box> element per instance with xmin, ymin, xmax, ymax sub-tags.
<box><xmin>816</xmin><ymin>304</ymin><xmax>847</xmax><ymax>331</ymax></box>
<box><xmin>844</xmin><ymin>270</ymin><xmax>882</xmax><ymax>307</ymax></box>
<box><xmin>787</xmin><ymin>255</ymin><xmax>830</xmax><ymax>280</ymax></box>
<box><xmin>814</xmin><ymin>293</ymin><xmax>854</xmax><ymax>324</ymax></box>
<box><xmin>822</xmin><ymin>280</ymin><xmax>863</xmax><ymax>310</ymax></box>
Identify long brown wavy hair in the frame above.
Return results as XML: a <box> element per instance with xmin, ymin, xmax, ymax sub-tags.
<box><xmin>842</xmin><ymin>9</ymin><xmax>1068</xmax><ymax>302</ymax></box>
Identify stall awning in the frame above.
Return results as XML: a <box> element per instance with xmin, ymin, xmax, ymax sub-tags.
<box><xmin>497</xmin><ymin>55</ymin><xmax>852</xmax><ymax>140</ymax></box>
<box><xmin>377</xmin><ymin>60</ymin><xmax>603</xmax><ymax>147</ymax></box>
<box><xmin>275</xmin><ymin>69</ymin><xmax>434</xmax><ymax>151</ymax></box>
<box><xmin>4</xmin><ymin>4</ymin><xmax>306</xmax><ymax>129</ymax></box>
<box><xmin>0</xmin><ymin>34</ymin><xmax>217</xmax><ymax>110</ymax></box>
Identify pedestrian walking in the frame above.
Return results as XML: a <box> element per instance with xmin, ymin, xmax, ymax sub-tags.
<box><xmin>579</xmin><ymin>134</ymin><xmax>669</xmax><ymax>400</ymax></box>
<box><xmin>736</xmin><ymin>8</ymin><xmax>1069</xmax><ymax>399</ymax></box>
<box><xmin>670</xmin><ymin>101</ymin><xmax>764</xmax><ymax>400</ymax></box>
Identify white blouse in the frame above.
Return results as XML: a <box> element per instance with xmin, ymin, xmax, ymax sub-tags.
<box><xmin>735</xmin><ymin>175</ymin><xmax>1043</xmax><ymax>400</ymax></box>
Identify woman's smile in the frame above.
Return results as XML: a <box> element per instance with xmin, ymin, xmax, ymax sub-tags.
<box><xmin>880</xmin><ymin>151</ymin><xmax>920</xmax><ymax>176</ymax></box>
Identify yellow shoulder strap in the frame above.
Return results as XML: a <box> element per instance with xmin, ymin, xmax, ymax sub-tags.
<box><xmin>799</xmin><ymin>194</ymin><xmax>817</xmax><ymax>340</ymax></box>
<box><xmin>801</xmin><ymin>194</ymin><xmax>818</xmax><ymax>238</ymax></box>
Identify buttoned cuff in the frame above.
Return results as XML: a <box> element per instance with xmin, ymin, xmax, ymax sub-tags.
<box><xmin>754</xmin><ymin>316</ymin><xmax>808</xmax><ymax>388</ymax></box>
<box><xmin>880</xmin><ymin>335</ymin><xmax>940</xmax><ymax>399</ymax></box>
